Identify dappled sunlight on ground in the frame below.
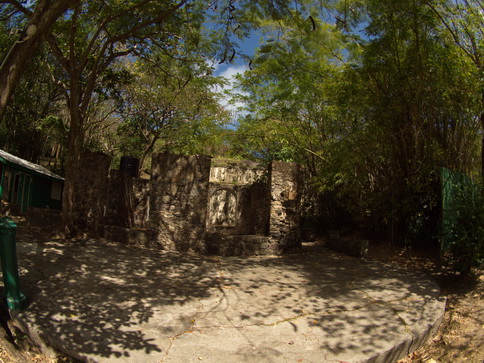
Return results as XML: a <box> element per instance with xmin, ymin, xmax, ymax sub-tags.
<box><xmin>0</xmin><ymin>219</ymin><xmax>448</xmax><ymax>362</ymax></box>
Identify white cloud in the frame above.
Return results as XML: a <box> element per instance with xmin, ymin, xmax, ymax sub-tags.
<box><xmin>213</xmin><ymin>65</ymin><xmax>249</xmax><ymax>117</ymax></box>
<box><xmin>218</xmin><ymin>64</ymin><xmax>247</xmax><ymax>80</ymax></box>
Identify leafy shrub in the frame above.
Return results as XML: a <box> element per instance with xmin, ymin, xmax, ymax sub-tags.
<box><xmin>442</xmin><ymin>183</ymin><xmax>484</xmax><ymax>274</ymax></box>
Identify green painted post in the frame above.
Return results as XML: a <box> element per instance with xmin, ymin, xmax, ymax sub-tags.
<box><xmin>0</xmin><ymin>217</ymin><xmax>28</xmax><ymax>310</ymax></box>
<box><xmin>0</xmin><ymin>163</ymin><xmax>4</xmax><ymax>200</ymax></box>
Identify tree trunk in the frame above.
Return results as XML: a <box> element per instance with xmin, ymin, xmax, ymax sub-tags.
<box><xmin>139</xmin><ymin>134</ymin><xmax>161</xmax><ymax>176</ymax></box>
<box><xmin>61</xmin><ymin>70</ymin><xmax>84</xmax><ymax>237</ymax></box>
<box><xmin>481</xmin><ymin>110</ymin><xmax>484</xmax><ymax>185</ymax></box>
<box><xmin>62</xmin><ymin>113</ymin><xmax>83</xmax><ymax>237</ymax></box>
<box><xmin>0</xmin><ymin>0</ymin><xmax>78</xmax><ymax>122</ymax></box>
<box><xmin>480</xmin><ymin>91</ymin><xmax>484</xmax><ymax>184</ymax></box>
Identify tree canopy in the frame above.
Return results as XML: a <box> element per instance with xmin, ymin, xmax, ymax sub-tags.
<box><xmin>0</xmin><ymin>0</ymin><xmax>482</xmax><ymax>253</ymax></box>
<box><xmin>233</xmin><ymin>0</ymin><xmax>483</xmax><ymax>246</ymax></box>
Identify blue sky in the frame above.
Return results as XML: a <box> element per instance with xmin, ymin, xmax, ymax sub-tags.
<box><xmin>212</xmin><ymin>63</ymin><xmax>248</xmax><ymax>120</ymax></box>
<box><xmin>211</xmin><ymin>30</ymin><xmax>261</xmax><ymax>116</ymax></box>
<box><xmin>213</xmin><ymin>28</ymin><xmax>262</xmax><ymax>74</ymax></box>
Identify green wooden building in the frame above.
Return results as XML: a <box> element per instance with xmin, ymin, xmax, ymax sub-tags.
<box><xmin>0</xmin><ymin>149</ymin><xmax>64</xmax><ymax>213</ymax></box>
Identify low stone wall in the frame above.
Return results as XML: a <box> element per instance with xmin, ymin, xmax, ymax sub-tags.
<box><xmin>105</xmin><ymin>170</ymin><xmax>150</xmax><ymax>228</ymax></box>
<box><xmin>325</xmin><ymin>231</ymin><xmax>369</xmax><ymax>258</ymax></box>
<box><xmin>75</xmin><ymin>153</ymin><xmax>303</xmax><ymax>256</ymax></box>
<box><xmin>26</xmin><ymin>207</ymin><xmax>61</xmax><ymax>227</ymax></box>
<box><xmin>102</xmin><ymin>225</ymin><xmax>158</xmax><ymax>248</ymax></box>
<box><xmin>205</xmin><ymin>233</ymin><xmax>273</xmax><ymax>256</ymax></box>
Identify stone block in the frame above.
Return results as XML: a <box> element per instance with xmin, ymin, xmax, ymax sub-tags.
<box><xmin>26</xmin><ymin>207</ymin><xmax>61</xmax><ymax>227</ymax></box>
<box><xmin>325</xmin><ymin>234</ymin><xmax>369</xmax><ymax>258</ymax></box>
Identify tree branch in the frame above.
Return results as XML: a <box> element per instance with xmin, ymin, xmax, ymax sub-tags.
<box><xmin>425</xmin><ymin>0</ymin><xmax>479</xmax><ymax>66</ymax></box>
<box><xmin>0</xmin><ymin>0</ymin><xmax>31</xmax><ymax>16</ymax></box>
<box><xmin>47</xmin><ymin>35</ymin><xmax>70</xmax><ymax>70</ymax></box>
<box><xmin>109</xmin><ymin>0</ymin><xmax>188</xmax><ymax>43</ymax></box>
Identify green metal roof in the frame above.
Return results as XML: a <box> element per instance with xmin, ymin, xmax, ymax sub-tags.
<box><xmin>0</xmin><ymin>149</ymin><xmax>64</xmax><ymax>182</ymax></box>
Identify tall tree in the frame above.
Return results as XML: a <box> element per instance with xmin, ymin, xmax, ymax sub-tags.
<box><xmin>116</xmin><ymin>57</ymin><xmax>229</xmax><ymax>173</ymax></box>
<box><xmin>358</xmin><ymin>0</ymin><xmax>480</xmax><ymax>240</ymax></box>
<box><xmin>43</xmin><ymin>0</ymin><xmax>316</xmax><ymax>236</ymax></box>
<box><xmin>237</xmin><ymin>14</ymin><xmax>351</xmax><ymax>150</ymax></box>
<box><xmin>233</xmin><ymin>0</ymin><xmax>482</xmax><ymax>243</ymax></box>
<box><xmin>46</xmin><ymin>0</ymin><xmax>193</xmax><ymax>235</ymax></box>
<box><xmin>0</xmin><ymin>0</ymin><xmax>79</xmax><ymax>121</ymax></box>
<box><xmin>0</xmin><ymin>47</ymin><xmax>64</xmax><ymax>163</ymax></box>
<box><xmin>424</xmin><ymin>0</ymin><xmax>484</xmax><ymax>179</ymax></box>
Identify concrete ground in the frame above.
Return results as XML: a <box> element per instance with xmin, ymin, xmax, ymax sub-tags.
<box><xmin>8</xmin><ymin>238</ymin><xmax>445</xmax><ymax>363</ymax></box>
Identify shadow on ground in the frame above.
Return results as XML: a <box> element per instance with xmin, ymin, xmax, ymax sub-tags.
<box><xmin>9</xmin><ymin>228</ymin><xmax>444</xmax><ymax>362</ymax></box>
<box><xmin>210</xmin><ymin>246</ymin><xmax>443</xmax><ymax>361</ymax></box>
<box><xmin>16</xmin><ymin>239</ymin><xmax>226</xmax><ymax>360</ymax></box>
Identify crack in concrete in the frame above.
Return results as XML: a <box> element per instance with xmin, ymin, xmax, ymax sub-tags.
<box><xmin>155</xmin><ymin>261</ymin><xmax>425</xmax><ymax>363</ymax></box>
<box><xmin>188</xmin><ymin>291</ymin><xmax>424</xmax><ymax>334</ymax></box>
<box><xmin>158</xmin><ymin>301</ymin><xmax>205</xmax><ymax>363</ymax></box>
<box><xmin>355</xmin><ymin>288</ymin><xmax>415</xmax><ymax>333</ymax></box>
<box><xmin>355</xmin><ymin>286</ymin><xmax>419</xmax><ymax>359</ymax></box>
<box><xmin>157</xmin><ymin>256</ymin><xmax>438</xmax><ymax>362</ymax></box>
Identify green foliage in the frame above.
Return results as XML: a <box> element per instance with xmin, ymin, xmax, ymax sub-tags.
<box><xmin>351</xmin><ymin>0</ymin><xmax>481</xmax><ymax>242</ymax></box>
<box><xmin>0</xmin><ymin>23</ymin><xmax>13</xmax><ymax>62</ymax></box>
<box><xmin>115</xmin><ymin>57</ymin><xmax>230</xmax><ymax>168</ymax></box>
<box><xmin>233</xmin><ymin>15</ymin><xmax>348</xmax><ymax>170</ymax></box>
<box><xmin>1</xmin><ymin>0</ymin><xmax>482</xmax><ymax>243</ymax></box>
<box><xmin>0</xmin><ymin>46</ymin><xmax>66</xmax><ymax>164</ymax></box>
<box><xmin>442</xmin><ymin>182</ymin><xmax>484</xmax><ymax>274</ymax></box>
<box><xmin>229</xmin><ymin>0</ymin><xmax>482</xmax><ymax>246</ymax></box>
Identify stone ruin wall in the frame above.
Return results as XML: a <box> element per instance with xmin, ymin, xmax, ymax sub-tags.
<box><xmin>149</xmin><ymin>153</ymin><xmax>211</xmax><ymax>253</ymax></box>
<box><xmin>73</xmin><ymin>152</ymin><xmax>303</xmax><ymax>256</ymax></box>
<box><xmin>73</xmin><ymin>152</ymin><xmax>111</xmax><ymax>235</ymax></box>
<box><xmin>205</xmin><ymin>159</ymin><xmax>272</xmax><ymax>255</ymax></box>
<box><xmin>207</xmin><ymin>159</ymin><xmax>269</xmax><ymax>235</ymax></box>
<box><xmin>269</xmin><ymin>161</ymin><xmax>302</xmax><ymax>252</ymax></box>
<box><xmin>104</xmin><ymin>170</ymin><xmax>150</xmax><ymax>229</ymax></box>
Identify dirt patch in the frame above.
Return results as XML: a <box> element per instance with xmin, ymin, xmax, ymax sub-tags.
<box><xmin>367</xmin><ymin>243</ymin><xmax>484</xmax><ymax>362</ymax></box>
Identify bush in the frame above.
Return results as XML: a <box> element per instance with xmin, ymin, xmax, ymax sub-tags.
<box><xmin>442</xmin><ymin>183</ymin><xmax>484</xmax><ymax>274</ymax></box>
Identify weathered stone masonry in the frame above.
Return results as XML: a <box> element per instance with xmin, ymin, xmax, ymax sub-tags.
<box><xmin>205</xmin><ymin>158</ymin><xmax>271</xmax><ymax>255</ymax></box>
<box><xmin>73</xmin><ymin>152</ymin><xmax>303</xmax><ymax>256</ymax></box>
<box><xmin>73</xmin><ymin>152</ymin><xmax>111</xmax><ymax>234</ymax></box>
<box><xmin>150</xmin><ymin>153</ymin><xmax>211</xmax><ymax>253</ymax></box>
<box><xmin>269</xmin><ymin>161</ymin><xmax>302</xmax><ymax>253</ymax></box>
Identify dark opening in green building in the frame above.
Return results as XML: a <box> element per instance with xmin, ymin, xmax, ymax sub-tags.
<box><xmin>0</xmin><ymin>149</ymin><xmax>64</xmax><ymax>213</ymax></box>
